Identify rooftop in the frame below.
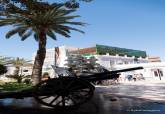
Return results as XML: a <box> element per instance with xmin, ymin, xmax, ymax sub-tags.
<box><xmin>71</xmin><ymin>44</ymin><xmax>147</xmax><ymax>58</ymax></box>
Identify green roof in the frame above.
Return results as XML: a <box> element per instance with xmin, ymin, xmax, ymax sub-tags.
<box><xmin>96</xmin><ymin>44</ymin><xmax>147</xmax><ymax>58</ymax></box>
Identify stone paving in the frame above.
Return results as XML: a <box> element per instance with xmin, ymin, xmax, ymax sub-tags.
<box><xmin>96</xmin><ymin>82</ymin><xmax>165</xmax><ymax>103</ymax></box>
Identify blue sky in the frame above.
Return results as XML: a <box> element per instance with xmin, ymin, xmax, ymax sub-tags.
<box><xmin>0</xmin><ymin>0</ymin><xmax>165</xmax><ymax>60</ymax></box>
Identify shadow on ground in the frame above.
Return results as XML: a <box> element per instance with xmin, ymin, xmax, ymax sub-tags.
<box><xmin>0</xmin><ymin>86</ymin><xmax>165</xmax><ymax>114</ymax></box>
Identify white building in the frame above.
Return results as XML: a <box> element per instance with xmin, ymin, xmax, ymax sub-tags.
<box><xmin>70</xmin><ymin>44</ymin><xmax>148</xmax><ymax>70</ymax></box>
<box><xmin>115</xmin><ymin>62</ymin><xmax>165</xmax><ymax>81</ymax></box>
<box><xmin>32</xmin><ymin>45</ymin><xmax>148</xmax><ymax>76</ymax></box>
<box><xmin>31</xmin><ymin>44</ymin><xmax>165</xmax><ymax>82</ymax></box>
<box><xmin>32</xmin><ymin>45</ymin><xmax>78</xmax><ymax>77</ymax></box>
<box><xmin>0</xmin><ymin>64</ymin><xmax>32</xmax><ymax>82</ymax></box>
<box><xmin>95</xmin><ymin>54</ymin><xmax>148</xmax><ymax>70</ymax></box>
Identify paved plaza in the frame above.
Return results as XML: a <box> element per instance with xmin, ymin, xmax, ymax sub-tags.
<box><xmin>0</xmin><ymin>82</ymin><xmax>165</xmax><ymax>114</ymax></box>
<box><xmin>97</xmin><ymin>82</ymin><xmax>165</xmax><ymax>103</ymax></box>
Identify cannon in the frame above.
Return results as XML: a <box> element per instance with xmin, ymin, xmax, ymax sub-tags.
<box><xmin>0</xmin><ymin>66</ymin><xmax>143</xmax><ymax>109</ymax></box>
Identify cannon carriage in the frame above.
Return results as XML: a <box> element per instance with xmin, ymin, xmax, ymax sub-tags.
<box><xmin>0</xmin><ymin>66</ymin><xmax>143</xmax><ymax>109</ymax></box>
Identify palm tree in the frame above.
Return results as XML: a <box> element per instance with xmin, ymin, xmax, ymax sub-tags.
<box><xmin>6</xmin><ymin>57</ymin><xmax>31</xmax><ymax>83</ymax></box>
<box><xmin>0</xmin><ymin>2</ymin><xmax>84</xmax><ymax>85</ymax></box>
<box><xmin>10</xmin><ymin>57</ymin><xmax>27</xmax><ymax>76</ymax></box>
<box><xmin>0</xmin><ymin>56</ymin><xmax>13</xmax><ymax>65</ymax></box>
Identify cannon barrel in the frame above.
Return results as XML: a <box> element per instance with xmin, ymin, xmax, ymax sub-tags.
<box><xmin>80</xmin><ymin>67</ymin><xmax>143</xmax><ymax>82</ymax></box>
<box><xmin>110</xmin><ymin>66</ymin><xmax>143</xmax><ymax>74</ymax></box>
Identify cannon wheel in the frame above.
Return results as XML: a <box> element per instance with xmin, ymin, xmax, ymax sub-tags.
<box><xmin>33</xmin><ymin>77</ymin><xmax>95</xmax><ymax>109</ymax></box>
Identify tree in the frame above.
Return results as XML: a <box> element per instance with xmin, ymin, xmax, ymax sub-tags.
<box><xmin>66</xmin><ymin>54</ymin><xmax>86</xmax><ymax>75</ymax></box>
<box><xmin>0</xmin><ymin>56</ymin><xmax>13</xmax><ymax>65</ymax></box>
<box><xmin>10</xmin><ymin>57</ymin><xmax>28</xmax><ymax>76</ymax></box>
<box><xmin>66</xmin><ymin>53</ymin><xmax>102</xmax><ymax>76</ymax></box>
<box><xmin>4</xmin><ymin>57</ymin><xmax>30</xmax><ymax>83</ymax></box>
<box><xmin>0</xmin><ymin>1</ymin><xmax>85</xmax><ymax>85</ymax></box>
<box><xmin>0</xmin><ymin>64</ymin><xmax>7</xmax><ymax>75</ymax></box>
<box><xmin>0</xmin><ymin>0</ymin><xmax>93</xmax><ymax>11</ymax></box>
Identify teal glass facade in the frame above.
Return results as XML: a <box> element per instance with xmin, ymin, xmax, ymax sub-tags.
<box><xmin>96</xmin><ymin>44</ymin><xmax>147</xmax><ymax>58</ymax></box>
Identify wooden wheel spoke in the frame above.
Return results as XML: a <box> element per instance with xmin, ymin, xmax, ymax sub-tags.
<box><xmin>56</xmin><ymin>96</ymin><xmax>63</xmax><ymax>106</ymax></box>
<box><xmin>56</xmin><ymin>101</ymin><xmax>62</xmax><ymax>106</ymax></box>
<box><xmin>49</xmin><ymin>95</ymin><xmax>60</xmax><ymax>105</ymax></box>
<box><xmin>66</xmin><ymin>96</ymin><xmax>75</xmax><ymax>105</ymax></box>
<box><xmin>62</xmin><ymin>96</ymin><xmax>65</xmax><ymax>107</ymax></box>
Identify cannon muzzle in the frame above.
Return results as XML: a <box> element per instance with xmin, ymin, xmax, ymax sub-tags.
<box><xmin>110</xmin><ymin>67</ymin><xmax>143</xmax><ymax>74</ymax></box>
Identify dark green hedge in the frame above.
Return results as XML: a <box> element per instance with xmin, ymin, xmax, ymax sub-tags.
<box><xmin>0</xmin><ymin>82</ymin><xmax>32</xmax><ymax>92</ymax></box>
<box><xmin>0</xmin><ymin>64</ymin><xmax>7</xmax><ymax>75</ymax></box>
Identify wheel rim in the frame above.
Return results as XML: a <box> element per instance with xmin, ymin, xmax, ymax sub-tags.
<box><xmin>33</xmin><ymin>77</ymin><xmax>95</xmax><ymax>108</ymax></box>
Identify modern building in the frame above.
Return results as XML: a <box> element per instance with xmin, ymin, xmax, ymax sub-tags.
<box><xmin>32</xmin><ymin>44</ymin><xmax>149</xmax><ymax>77</ymax></box>
<box><xmin>70</xmin><ymin>44</ymin><xmax>148</xmax><ymax>70</ymax></box>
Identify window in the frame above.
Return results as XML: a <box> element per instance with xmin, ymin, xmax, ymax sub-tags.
<box><xmin>124</xmin><ymin>61</ymin><xmax>128</xmax><ymax>64</ymax></box>
<box><xmin>154</xmin><ymin>71</ymin><xmax>158</xmax><ymax>77</ymax></box>
<box><xmin>153</xmin><ymin>69</ymin><xmax>163</xmax><ymax>77</ymax></box>
<box><xmin>158</xmin><ymin>70</ymin><xmax>163</xmax><ymax>77</ymax></box>
<box><xmin>110</xmin><ymin>60</ymin><xmax>115</xmax><ymax>66</ymax></box>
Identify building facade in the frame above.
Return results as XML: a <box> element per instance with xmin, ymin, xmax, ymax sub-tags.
<box><xmin>31</xmin><ymin>44</ymin><xmax>165</xmax><ymax>82</ymax></box>
<box><xmin>32</xmin><ymin>44</ymin><xmax>148</xmax><ymax>77</ymax></box>
<box><xmin>115</xmin><ymin>62</ymin><xmax>165</xmax><ymax>81</ymax></box>
<box><xmin>32</xmin><ymin>46</ymin><xmax>78</xmax><ymax>77</ymax></box>
<box><xmin>71</xmin><ymin>44</ymin><xmax>148</xmax><ymax>70</ymax></box>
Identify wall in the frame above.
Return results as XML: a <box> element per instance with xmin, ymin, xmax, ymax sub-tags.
<box><xmin>115</xmin><ymin>62</ymin><xmax>165</xmax><ymax>82</ymax></box>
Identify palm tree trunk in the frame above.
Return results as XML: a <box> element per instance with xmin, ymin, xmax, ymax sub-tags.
<box><xmin>14</xmin><ymin>66</ymin><xmax>20</xmax><ymax>76</ymax></box>
<box><xmin>32</xmin><ymin>30</ymin><xmax>47</xmax><ymax>85</ymax></box>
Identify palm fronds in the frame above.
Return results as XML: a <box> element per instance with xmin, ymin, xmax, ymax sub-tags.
<box><xmin>0</xmin><ymin>2</ymin><xmax>85</xmax><ymax>41</ymax></box>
